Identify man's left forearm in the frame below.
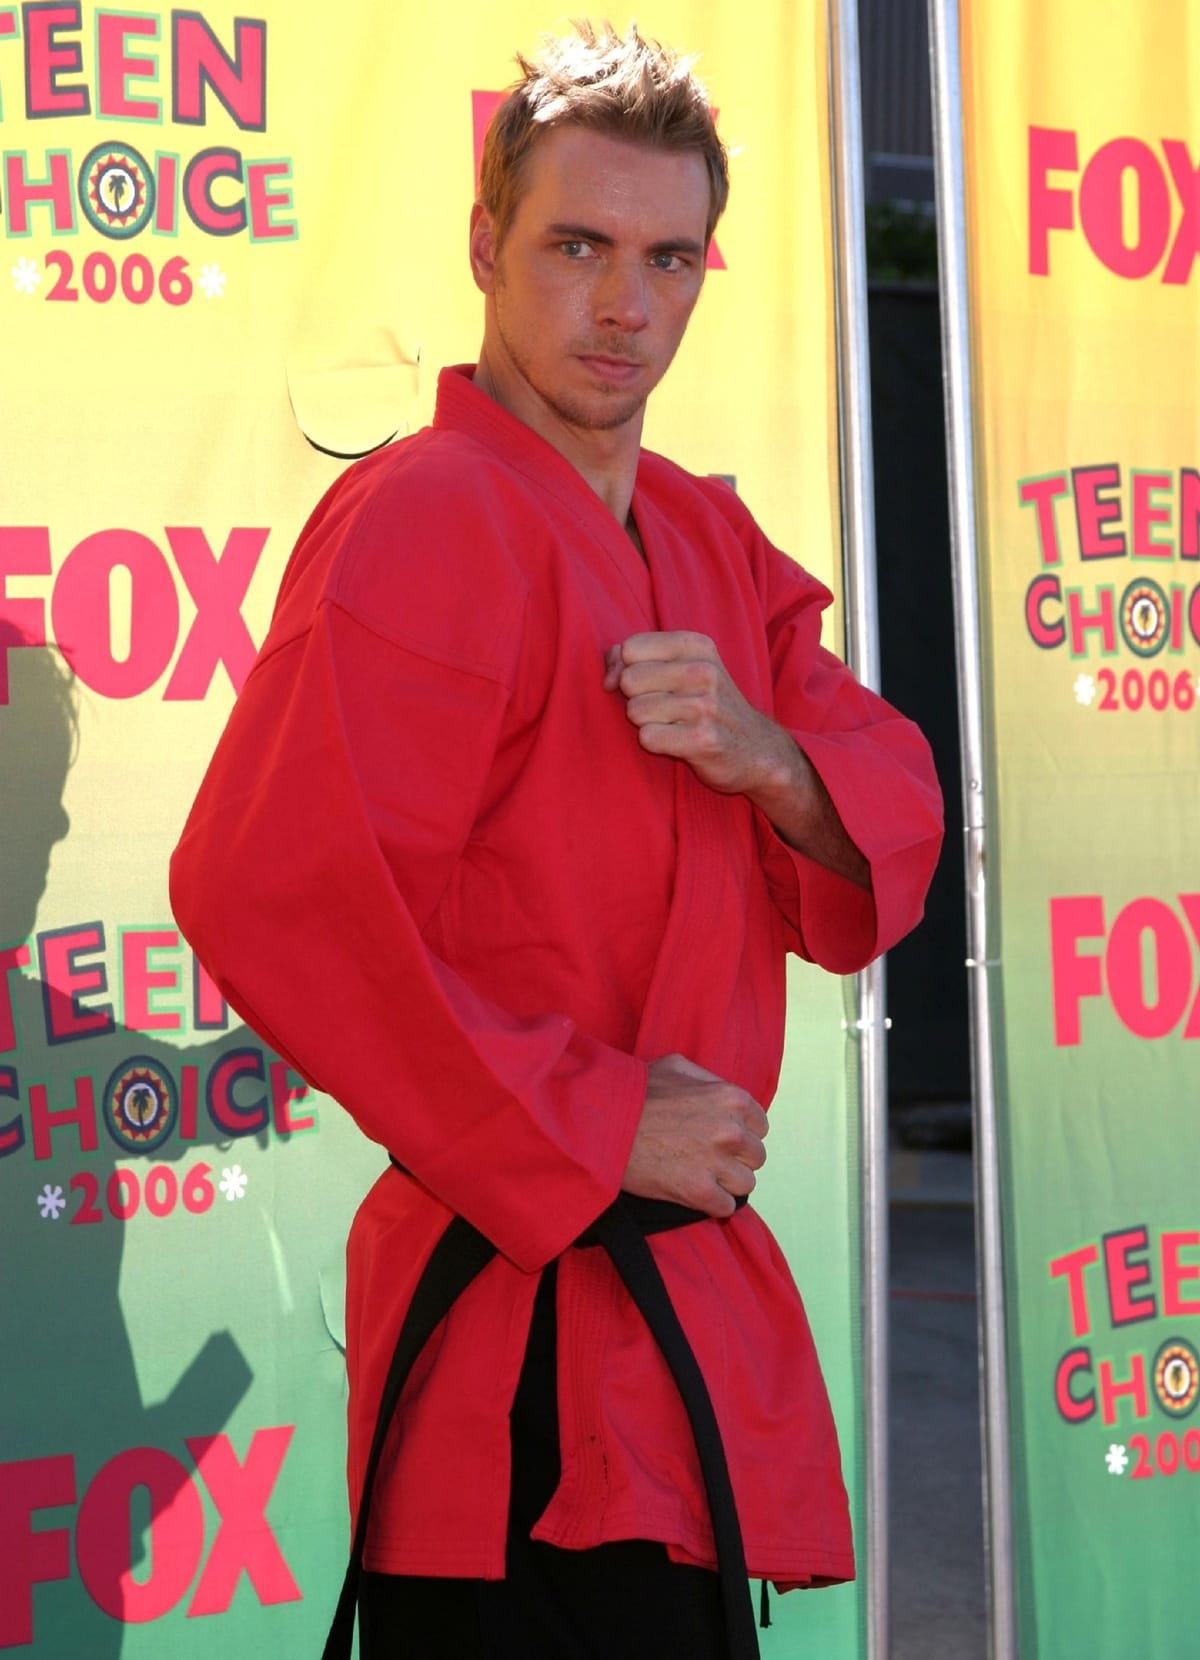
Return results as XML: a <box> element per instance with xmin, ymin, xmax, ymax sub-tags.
<box><xmin>742</xmin><ymin>723</ymin><xmax>871</xmax><ymax>890</ymax></box>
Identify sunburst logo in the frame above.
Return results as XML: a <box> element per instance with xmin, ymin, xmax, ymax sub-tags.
<box><xmin>102</xmin><ymin>1058</ymin><xmax>178</xmax><ymax>1154</ymax></box>
<box><xmin>1153</xmin><ymin>1339</ymin><xmax>1199</xmax><ymax>1419</ymax></box>
<box><xmin>1120</xmin><ymin>578</ymin><xmax>1169</xmax><ymax>658</ymax></box>
<box><xmin>79</xmin><ymin>143</ymin><xmax>155</xmax><ymax>240</ymax></box>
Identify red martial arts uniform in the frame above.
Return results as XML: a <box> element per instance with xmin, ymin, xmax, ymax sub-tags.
<box><xmin>170</xmin><ymin>365</ymin><xmax>942</xmax><ymax>1590</ymax></box>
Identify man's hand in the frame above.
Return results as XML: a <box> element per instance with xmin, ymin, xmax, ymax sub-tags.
<box><xmin>622</xmin><ymin>1053</ymin><xmax>768</xmax><ymax>1218</ymax></box>
<box><xmin>604</xmin><ymin>631</ymin><xmax>787</xmax><ymax>797</ymax></box>
<box><xmin>605</xmin><ymin>631</ymin><xmax>870</xmax><ymax>888</ymax></box>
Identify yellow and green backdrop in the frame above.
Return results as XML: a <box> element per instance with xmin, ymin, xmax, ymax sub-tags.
<box><xmin>959</xmin><ymin>3</ymin><xmax>1200</xmax><ymax>1652</ymax></box>
<box><xmin>1</xmin><ymin>5</ymin><xmax>866</xmax><ymax>1654</ymax></box>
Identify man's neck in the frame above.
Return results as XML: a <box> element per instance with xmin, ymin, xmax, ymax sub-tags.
<box><xmin>473</xmin><ymin>350</ymin><xmax>642</xmax><ymax>527</ymax></box>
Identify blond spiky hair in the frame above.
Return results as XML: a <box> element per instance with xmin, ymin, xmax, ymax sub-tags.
<box><xmin>479</xmin><ymin>19</ymin><xmax>729</xmax><ymax>246</ymax></box>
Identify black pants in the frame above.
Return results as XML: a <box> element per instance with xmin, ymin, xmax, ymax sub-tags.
<box><xmin>359</xmin><ymin>1262</ymin><xmax>726</xmax><ymax>1659</ymax></box>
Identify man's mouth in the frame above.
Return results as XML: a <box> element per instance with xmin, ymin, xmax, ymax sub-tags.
<box><xmin>576</xmin><ymin>353</ymin><xmax>644</xmax><ymax>383</ymax></box>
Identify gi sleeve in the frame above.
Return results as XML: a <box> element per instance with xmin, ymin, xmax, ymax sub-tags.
<box><xmin>691</xmin><ymin>476</ymin><xmax>943</xmax><ymax>974</ymax></box>
<box><xmin>170</xmin><ymin>474</ymin><xmax>646</xmax><ymax>1274</ymax></box>
<box><xmin>757</xmin><ymin>542</ymin><xmax>944</xmax><ymax>973</ymax></box>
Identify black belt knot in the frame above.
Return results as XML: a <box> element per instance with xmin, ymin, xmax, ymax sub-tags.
<box><xmin>321</xmin><ymin>1165</ymin><xmax>759</xmax><ymax>1660</ymax></box>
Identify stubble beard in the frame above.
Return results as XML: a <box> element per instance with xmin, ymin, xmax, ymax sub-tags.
<box><xmin>547</xmin><ymin>380</ymin><xmax>647</xmax><ymax>433</ymax></box>
<box><xmin>493</xmin><ymin>298</ymin><xmax>651</xmax><ymax>434</ymax></box>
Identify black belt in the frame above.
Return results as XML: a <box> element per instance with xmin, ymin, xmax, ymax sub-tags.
<box><xmin>321</xmin><ymin>1173</ymin><xmax>759</xmax><ymax>1660</ymax></box>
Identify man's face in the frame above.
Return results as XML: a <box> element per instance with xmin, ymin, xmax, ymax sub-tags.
<box><xmin>471</xmin><ymin>124</ymin><xmax>711</xmax><ymax>436</ymax></box>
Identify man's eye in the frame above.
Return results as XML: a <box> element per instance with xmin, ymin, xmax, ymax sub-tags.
<box><xmin>560</xmin><ymin>240</ymin><xmax>592</xmax><ymax>258</ymax></box>
<box><xmin>650</xmin><ymin>253</ymin><xmax>685</xmax><ymax>273</ymax></box>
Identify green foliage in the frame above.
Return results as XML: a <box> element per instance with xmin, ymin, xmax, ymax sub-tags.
<box><xmin>866</xmin><ymin>200</ymin><xmax>939</xmax><ymax>284</ymax></box>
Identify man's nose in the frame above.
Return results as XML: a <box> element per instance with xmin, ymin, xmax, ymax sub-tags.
<box><xmin>594</xmin><ymin>258</ymin><xmax>649</xmax><ymax>331</ymax></box>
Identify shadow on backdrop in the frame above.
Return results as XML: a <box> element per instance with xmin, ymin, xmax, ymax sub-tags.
<box><xmin>1</xmin><ymin>621</ymin><xmax>262</xmax><ymax>1654</ymax></box>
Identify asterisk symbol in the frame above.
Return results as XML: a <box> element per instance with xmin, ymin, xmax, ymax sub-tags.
<box><xmin>197</xmin><ymin>263</ymin><xmax>227</xmax><ymax>300</ymax></box>
<box><xmin>36</xmin><ymin>1183</ymin><xmax>66</xmax><ymax>1220</ymax></box>
<box><xmin>1105</xmin><ymin>1443</ymin><xmax>1128</xmax><ymax>1475</ymax></box>
<box><xmin>11</xmin><ymin>256</ymin><xmax>41</xmax><ymax>295</ymax></box>
<box><xmin>1073</xmin><ymin>673</ymin><xmax>1097</xmax><ymax>706</ymax></box>
<box><xmin>219</xmin><ymin>1164</ymin><xmax>248</xmax><ymax>1201</ymax></box>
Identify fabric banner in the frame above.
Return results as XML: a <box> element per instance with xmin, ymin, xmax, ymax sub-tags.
<box><xmin>1</xmin><ymin>4</ymin><xmax>865</xmax><ymax>1653</ymax></box>
<box><xmin>958</xmin><ymin>5</ymin><xmax>1200</xmax><ymax>1653</ymax></box>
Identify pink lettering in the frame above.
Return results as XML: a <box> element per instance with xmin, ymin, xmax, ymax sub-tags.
<box><xmin>1073</xmin><ymin>464</ymin><xmax>1126</xmax><ymax>558</ymax></box>
<box><xmin>163</xmin><ymin>527</ymin><xmax>265</xmax><ymax>699</ymax></box>
<box><xmin>1025</xmin><ymin>573</ymin><xmax>1064</xmax><ymax>648</ymax></box>
<box><xmin>207</xmin><ymin>1048</ymin><xmax>269</xmax><ymax>1137</ymax></box>
<box><xmin>1050</xmin><ymin>896</ymin><xmax>1105</xmax><ymax>1047</ymax></box>
<box><xmin>96</xmin><ymin>12</ymin><xmax>159</xmax><ymax>121</ymax></box>
<box><xmin>1098</xmin><ymin>1353</ymin><xmax>1148</xmax><ymax>1426</ymax></box>
<box><xmin>1018</xmin><ymin>473</ymin><xmax>1071</xmax><ymax>566</ymax></box>
<box><xmin>1161</xmin><ymin>139</ymin><xmax>1200</xmax><ymax>285</ymax></box>
<box><xmin>1103</xmin><ymin>1226</ymin><xmax>1157</xmax><ymax>1325</ymax></box>
<box><xmin>1049</xmin><ymin>1242</ymin><xmax>1100</xmax><ymax>1337</ymax></box>
<box><xmin>38</xmin><ymin>924</ymin><xmax>114</xmax><ymax>1042</ymax></box>
<box><xmin>186</xmin><ymin>1428</ymin><xmax>302</xmax><ymax>1614</ymax></box>
<box><xmin>1130</xmin><ymin>471</ymin><xmax>1172</xmax><ymax>557</ymax></box>
<box><xmin>24</xmin><ymin>1</ymin><xmax>89</xmax><ymax>117</ymax></box>
<box><xmin>0</xmin><ymin>1455</ymin><xmax>76</xmax><ymax>1646</ymax></box>
<box><xmin>29</xmin><ymin>1076</ymin><xmax>99</xmax><ymax>1160</ymax></box>
<box><xmin>76</xmin><ymin>1447</ymin><xmax>204</xmax><ymax>1622</ymax></box>
<box><xmin>1028</xmin><ymin>125</ymin><xmax>1078</xmax><ymax>275</ymax></box>
<box><xmin>0</xmin><ymin>528</ymin><xmax>52</xmax><ymax>700</ymax></box>
<box><xmin>245</xmin><ymin>160</ymin><xmax>297</xmax><ymax>240</ymax></box>
<box><xmin>172</xmin><ymin>14</ymin><xmax>266</xmax><ymax>130</ymax></box>
<box><xmin>122</xmin><ymin>929</ymin><xmax>184</xmax><ymax>1032</ymax></box>
<box><xmin>1105</xmin><ymin>897</ymin><xmax>1192</xmax><ymax>1039</ymax></box>
<box><xmin>1080</xmin><ymin>138</ymin><xmax>1170</xmax><ymax>279</ymax></box>
<box><xmin>52</xmin><ymin>530</ymin><xmax>180</xmax><ymax>698</ymax></box>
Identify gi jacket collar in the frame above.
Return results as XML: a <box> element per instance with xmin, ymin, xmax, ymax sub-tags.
<box><xmin>433</xmin><ymin>364</ymin><xmax>657</xmax><ymax>628</ymax></box>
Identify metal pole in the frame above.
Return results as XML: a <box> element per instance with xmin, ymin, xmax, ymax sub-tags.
<box><xmin>826</xmin><ymin>5</ymin><xmax>889</xmax><ymax>1658</ymax></box>
<box><xmin>926</xmin><ymin>4</ymin><xmax>1017</xmax><ymax>1658</ymax></box>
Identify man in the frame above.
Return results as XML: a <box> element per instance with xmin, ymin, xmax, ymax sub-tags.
<box><xmin>171</xmin><ymin>21</ymin><xmax>942</xmax><ymax>1658</ymax></box>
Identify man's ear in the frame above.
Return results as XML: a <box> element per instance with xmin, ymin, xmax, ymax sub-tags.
<box><xmin>469</xmin><ymin>202</ymin><xmax>498</xmax><ymax>295</ymax></box>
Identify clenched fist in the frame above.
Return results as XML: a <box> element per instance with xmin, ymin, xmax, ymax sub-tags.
<box><xmin>603</xmin><ymin>631</ymin><xmax>870</xmax><ymax>888</ymax></box>
<box><xmin>604</xmin><ymin>630</ymin><xmax>790</xmax><ymax>797</ymax></box>
<box><xmin>622</xmin><ymin>1053</ymin><xmax>768</xmax><ymax>1218</ymax></box>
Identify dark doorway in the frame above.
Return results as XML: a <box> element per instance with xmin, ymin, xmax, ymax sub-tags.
<box><xmin>870</xmin><ymin>284</ymin><xmax>971</xmax><ymax>1123</ymax></box>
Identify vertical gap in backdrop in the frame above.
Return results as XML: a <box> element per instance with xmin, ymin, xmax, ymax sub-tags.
<box><xmin>827</xmin><ymin>3</ymin><xmax>889</xmax><ymax>1657</ymax></box>
<box><xmin>926</xmin><ymin>3</ymin><xmax>1016</xmax><ymax>1658</ymax></box>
